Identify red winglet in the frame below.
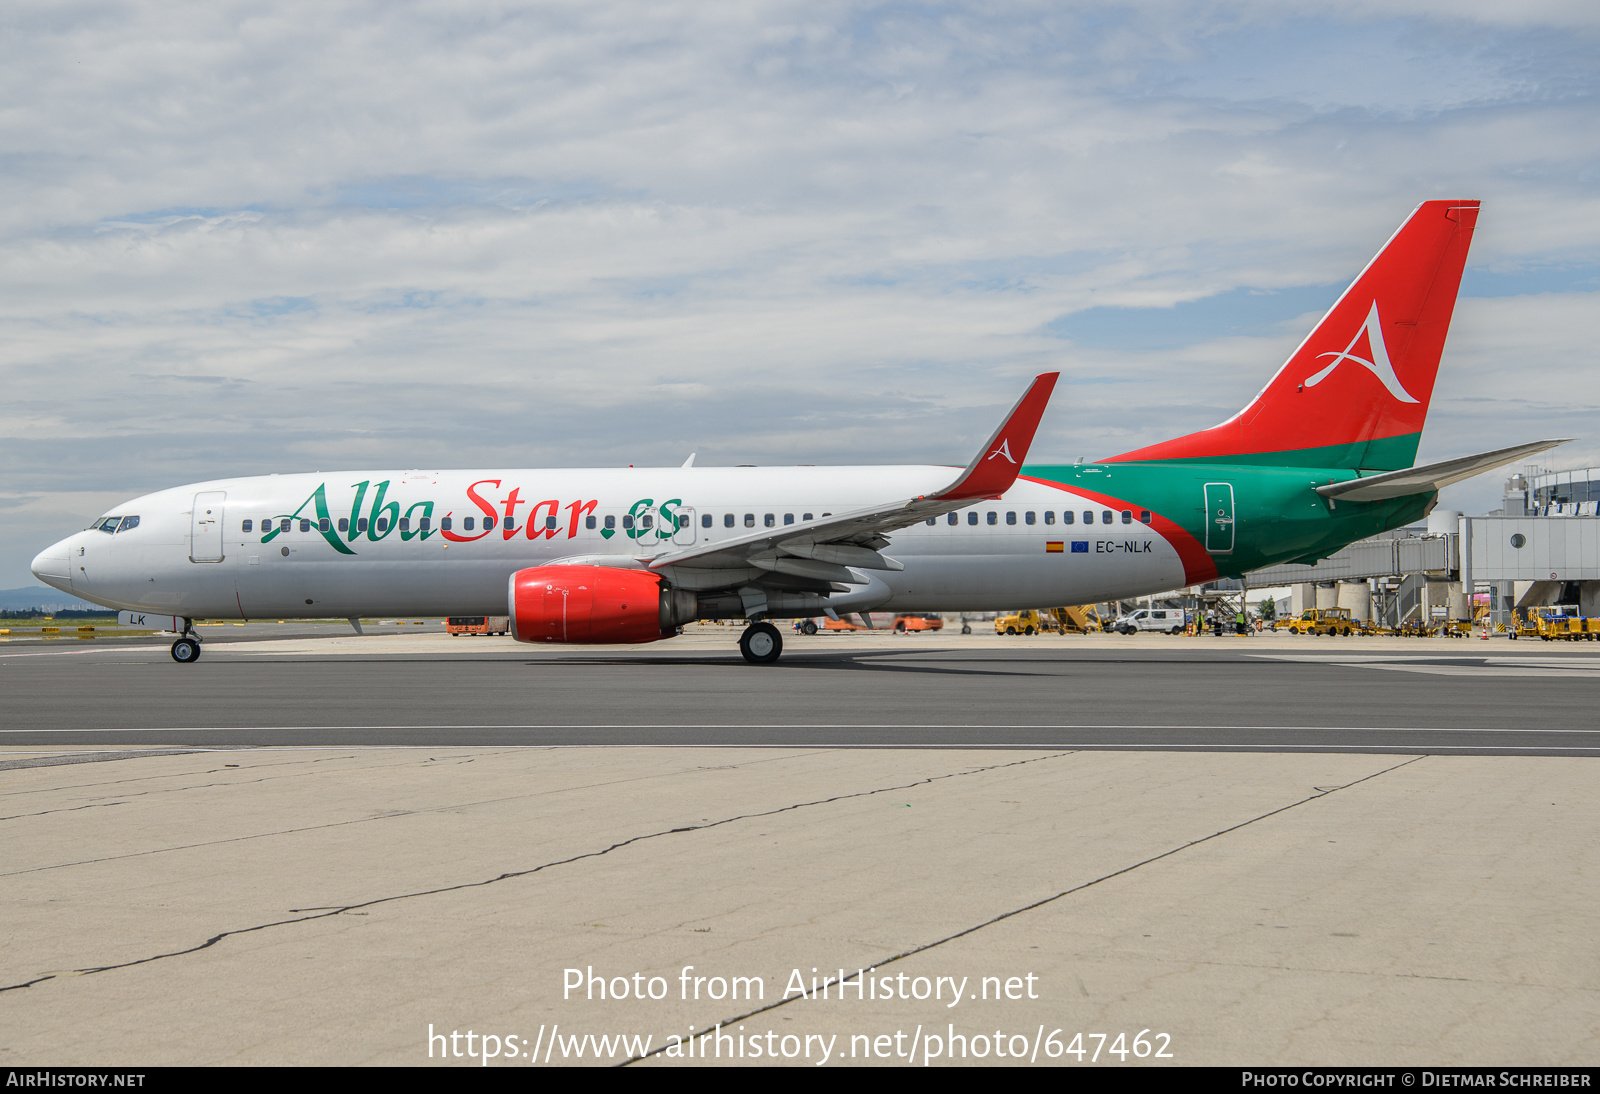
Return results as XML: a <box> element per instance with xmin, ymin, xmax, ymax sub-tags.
<box><xmin>933</xmin><ymin>373</ymin><xmax>1059</xmax><ymax>501</ymax></box>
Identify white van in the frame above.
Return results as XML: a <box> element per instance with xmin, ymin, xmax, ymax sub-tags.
<box><xmin>1112</xmin><ymin>608</ymin><xmax>1186</xmax><ymax>635</ymax></box>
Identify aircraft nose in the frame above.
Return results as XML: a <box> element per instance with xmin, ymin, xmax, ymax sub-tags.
<box><xmin>31</xmin><ymin>538</ymin><xmax>74</xmax><ymax>593</ymax></box>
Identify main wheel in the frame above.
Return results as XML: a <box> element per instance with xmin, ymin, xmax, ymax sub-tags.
<box><xmin>801</xmin><ymin>620</ymin><xmax>818</xmax><ymax>635</ymax></box>
<box><xmin>739</xmin><ymin>622</ymin><xmax>783</xmax><ymax>665</ymax></box>
<box><xmin>171</xmin><ymin>638</ymin><xmax>201</xmax><ymax>663</ymax></box>
<box><xmin>961</xmin><ymin>624</ymin><xmax>971</xmax><ymax>635</ymax></box>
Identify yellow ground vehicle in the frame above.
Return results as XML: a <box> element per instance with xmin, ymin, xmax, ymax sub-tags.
<box><xmin>1046</xmin><ymin>605</ymin><xmax>1102</xmax><ymax>634</ymax></box>
<box><xmin>1282</xmin><ymin>608</ymin><xmax>1357</xmax><ymax>636</ymax></box>
<box><xmin>1510</xmin><ymin>607</ymin><xmax>1589</xmax><ymax>640</ymax></box>
<box><xmin>996</xmin><ymin>606</ymin><xmax>1103</xmax><ymax>635</ymax></box>
<box><xmin>1396</xmin><ymin>618</ymin><xmax>1438</xmax><ymax>638</ymax></box>
<box><xmin>996</xmin><ymin>609</ymin><xmax>1049</xmax><ymax>635</ymax></box>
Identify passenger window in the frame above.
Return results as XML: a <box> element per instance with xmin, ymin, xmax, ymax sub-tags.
<box><xmin>1083</xmin><ymin>511</ymin><xmax>1094</xmax><ymax>524</ymax></box>
<box><xmin>301</xmin><ymin>519</ymin><xmax>312</xmax><ymax>532</ymax></box>
<box><xmin>803</xmin><ymin>513</ymin><xmax>813</xmax><ymax>520</ymax></box>
<box><xmin>783</xmin><ymin>514</ymin><xmax>794</xmax><ymax>525</ymax></box>
<box><xmin>947</xmin><ymin>512</ymin><xmax>958</xmax><ymax>526</ymax></box>
<box><xmin>1005</xmin><ymin>512</ymin><xmax>1016</xmax><ymax>525</ymax></box>
<box><xmin>1043</xmin><ymin>511</ymin><xmax>1054</xmax><ymax>525</ymax></box>
<box><xmin>744</xmin><ymin>514</ymin><xmax>755</xmax><ymax>527</ymax></box>
<box><xmin>243</xmin><ymin>519</ymin><xmax>254</xmax><ymax>533</ymax></box>
<box><xmin>1121</xmin><ymin>510</ymin><xmax>1132</xmax><ymax>524</ymax></box>
<box><xmin>1101</xmin><ymin>511</ymin><xmax>1113</xmax><ymax>524</ymax></box>
<box><xmin>418</xmin><ymin>518</ymin><xmax>429</xmax><ymax>532</ymax></box>
<box><xmin>545</xmin><ymin>516</ymin><xmax>558</xmax><ymax>530</ymax></box>
<box><xmin>1063</xmin><ymin>511</ymin><xmax>1074</xmax><ymax>525</ymax></box>
<box><xmin>1024</xmin><ymin>512</ymin><xmax>1035</xmax><ymax>525</ymax></box>
<box><xmin>339</xmin><ymin>518</ymin><xmax>350</xmax><ymax>533</ymax></box>
<box><xmin>588</xmin><ymin>516</ymin><xmax>599</xmax><ymax>530</ymax></box>
<box><xmin>641</xmin><ymin>515</ymin><xmax>652</xmax><ymax>529</ymax></box>
<box><xmin>925</xmin><ymin>518</ymin><xmax>936</xmax><ymax>526</ymax></box>
<box><xmin>441</xmin><ymin>517</ymin><xmax>452</xmax><ymax>531</ymax></box>
<box><xmin>1139</xmin><ymin>510</ymin><xmax>1151</xmax><ymax>524</ymax></box>
<box><xmin>399</xmin><ymin>518</ymin><xmax>410</xmax><ymax>532</ymax></box>
<box><xmin>358</xmin><ymin>517</ymin><xmax>369</xmax><ymax>532</ymax></box>
<box><xmin>967</xmin><ymin>512</ymin><xmax>978</xmax><ymax>525</ymax></box>
<box><xmin>463</xmin><ymin>517</ymin><xmax>474</xmax><ymax>531</ymax></box>
<box><xmin>605</xmin><ymin>515</ymin><xmax>616</xmax><ymax>529</ymax></box>
<box><xmin>986</xmin><ymin>512</ymin><xmax>997</xmax><ymax>525</ymax></box>
<box><xmin>623</xmin><ymin>515</ymin><xmax>634</xmax><ymax>529</ymax></box>
<box><xmin>377</xmin><ymin>517</ymin><xmax>391</xmax><ymax>533</ymax></box>
<box><xmin>280</xmin><ymin>518</ymin><xmax>291</xmax><ymax>533</ymax></box>
<box><xmin>320</xmin><ymin>518</ymin><xmax>332</xmax><ymax>532</ymax></box>
<box><xmin>764</xmin><ymin>514</ymin><xmax>775</xmax><ymax>528</ymax></box>
<box><xmin>724</xmin><ymin>513</ymin><xmax>734</xmax><ymax>527</ymax></box>
<box><xmin>700</xmin><ymin>514</ymin><xmax>711</xmax><ymax>528</ymax></box>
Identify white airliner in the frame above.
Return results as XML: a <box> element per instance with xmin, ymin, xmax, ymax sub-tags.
<box><xmin>28</xmin><ymin>200</ymin><xmax>1561</xmax><ymax>665</ymax></box>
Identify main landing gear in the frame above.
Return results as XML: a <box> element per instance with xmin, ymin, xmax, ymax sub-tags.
<box><xmin>739</xmin><ymin>621</ymin><xmax>783</xmax><ymax>665</ymax></box>
<box><xmin>171</xmin><ymin>618</ymin><xmax>202</xmax><ymax>664</ymax></box>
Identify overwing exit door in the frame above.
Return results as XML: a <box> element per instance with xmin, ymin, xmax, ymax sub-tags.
<box><xmin>1204</xmin><ymin>483</ymin><xmax>1235</xmax><ymax>555</ymax></box>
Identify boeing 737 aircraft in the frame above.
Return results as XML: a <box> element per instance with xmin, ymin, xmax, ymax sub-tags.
<box><xmin>30</xmin><ymin>200</ymin><xmax>1562</xmax><ymax>664</ymax></box>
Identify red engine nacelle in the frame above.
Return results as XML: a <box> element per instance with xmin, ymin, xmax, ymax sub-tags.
<box><xmin>508</xmin><ymin>565</ymin><xmax>697</xmax><ymax>644</ymax></box>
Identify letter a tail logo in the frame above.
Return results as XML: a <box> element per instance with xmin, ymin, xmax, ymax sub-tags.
<box><xmin>987</xmin><ymin>439</ymin><xmax>1016</xmax><ymax>463</ymax></box>
<box><xmin>1303</xmin><ymin>301</ymin><xmax>1419</xmax><ymax>403</ymax></box>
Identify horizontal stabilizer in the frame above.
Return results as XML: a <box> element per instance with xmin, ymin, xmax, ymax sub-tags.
<box><xmin>1316</xmin><ymin>439</ymin><xmax>1569</xmax><ymax>503</ymax></box>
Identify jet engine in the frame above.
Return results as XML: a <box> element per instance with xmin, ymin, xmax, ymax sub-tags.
<box><xmin>508</xmin><ymin>565</ymin><xmax>697</xmax><ymax>644</ymax></box>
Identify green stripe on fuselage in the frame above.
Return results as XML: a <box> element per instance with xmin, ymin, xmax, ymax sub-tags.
<box><xmin>1108</xmin><ymin>432</ymin><xmax>1421</xmax><ymax>472</ymax></box>
<box><xmin>1024</xmin><ymin>460</ymin><xmax>1433</xmax><ymax>579</ymax></box>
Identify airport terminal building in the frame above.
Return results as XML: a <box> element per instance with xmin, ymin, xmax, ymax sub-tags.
<box><xmin>1240</xmin><ymin>465</ymin><xmax>1600</xmax><ymax>630</ymax></box>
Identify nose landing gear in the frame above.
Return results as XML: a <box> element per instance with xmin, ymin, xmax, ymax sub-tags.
<box><xmin>739</xmin><ymin>621</ymin><xmax>783</xmax><ymax>665</ymax></box>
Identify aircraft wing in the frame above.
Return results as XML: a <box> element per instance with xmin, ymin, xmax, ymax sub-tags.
<box><xmin>648</xmin><ymin>373</ymin><xmax>1059</xmax><ymax>590</ymax></box>
<box><xmin>1315</xmin><ymin>439</ymin><xmax>1569</xmax><ymax>503</ymax></box>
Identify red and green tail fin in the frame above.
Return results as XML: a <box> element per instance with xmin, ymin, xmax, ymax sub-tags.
<box><xmin>1105</xmin><ymin>199</ymin><xmax>1479</xmax><ymax>471</ymax></box>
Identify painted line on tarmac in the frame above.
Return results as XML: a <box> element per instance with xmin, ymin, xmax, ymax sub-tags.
<box><xmin>3</xmin><ymin>722</ymin><xmax>1599</xmax><ymax>734</ymax></box>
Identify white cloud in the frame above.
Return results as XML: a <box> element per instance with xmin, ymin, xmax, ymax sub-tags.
<box><xmin>1</xmin><ymin>2</ymin><xmax>1598</xmax><ymax>583</ymax></box>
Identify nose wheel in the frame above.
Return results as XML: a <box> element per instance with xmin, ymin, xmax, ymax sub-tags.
<box><xmin>739</xmin><ymin>621</ymin><xmax>783</xmax><ymax>665</ymax></box>
<box><xmin>171</xmin><ymin>637</ymin><xmax>202</xmax><ymax>663</ymax></box>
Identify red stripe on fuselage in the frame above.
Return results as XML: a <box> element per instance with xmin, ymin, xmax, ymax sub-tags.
<box><xmin>1019</xmin><ymin>474</ymin><xmax>1219</xmax><ymax>586</ymax></box>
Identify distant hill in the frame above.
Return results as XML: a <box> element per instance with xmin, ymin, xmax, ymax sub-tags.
<box><xmin>0</xmin><ymin>586</ymin><xmax>101</xmax><ymax>612</ymax></box>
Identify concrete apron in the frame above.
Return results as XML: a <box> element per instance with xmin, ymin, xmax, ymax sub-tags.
<box><xmin>1</xmin><ymin>746</ymin><xmax>1594</xmax><ymax>1066</ymax></box>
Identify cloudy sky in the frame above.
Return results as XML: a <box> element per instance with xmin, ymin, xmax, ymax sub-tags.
<box><xmin>3</xmin><ymin>1</ymin><xmax>1598</xmax><ymax>588</ymax></box>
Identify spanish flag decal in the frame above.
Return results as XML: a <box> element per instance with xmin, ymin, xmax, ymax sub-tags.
<box><xmin>1046</xmin><ymin>541</ymin><xmax>1064</xmax><ymax>553</ymax></box>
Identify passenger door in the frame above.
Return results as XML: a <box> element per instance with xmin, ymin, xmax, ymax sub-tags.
<box><xmin>190</xmin><ymin>491</ymin><xmax>226</xmax><ymax>563</ymax></box>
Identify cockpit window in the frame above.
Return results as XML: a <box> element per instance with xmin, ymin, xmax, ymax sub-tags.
<box><xmin>115</xmin><ymin>515</ymin><xmax>140</xmax><ymax>533</ymax></box>
<box><xmin>94</xmin><ymin>517</ymin><xmax>120</xmax><ymax>534</ymax></box>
